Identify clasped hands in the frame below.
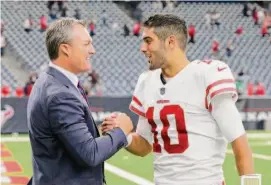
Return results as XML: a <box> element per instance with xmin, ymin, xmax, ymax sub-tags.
<box><xmin>101</xmin><ymin>112</ymin><xmax>133</xmax><ymax>135</ymax></box>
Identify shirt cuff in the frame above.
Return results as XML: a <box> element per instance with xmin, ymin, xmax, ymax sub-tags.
<box><xmin>125</xmin><ymin>133</ymin><xmax>133</xmax><ymax>148</ymax></box>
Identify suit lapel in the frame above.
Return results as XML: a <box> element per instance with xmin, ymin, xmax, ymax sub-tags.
<box><xmin>46</xmin><ymin>67</ymin><xmax>99</xmax><ymax>136</ymax></box>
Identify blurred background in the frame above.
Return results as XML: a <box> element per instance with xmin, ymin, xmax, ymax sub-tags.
<box><xmin>1</xmin><ymin>1</ymin><xmax>271</xmax><ymax>185</ymax></box>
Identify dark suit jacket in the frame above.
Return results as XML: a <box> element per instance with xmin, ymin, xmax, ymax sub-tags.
<box><xmin>27</xmin><ymin>67</ymin><xmax>127</xmax><ymax>185</ymax></box>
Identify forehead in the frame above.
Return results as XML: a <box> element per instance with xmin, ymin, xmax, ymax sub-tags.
<box><xmin>72</xmin><ymin>24</ymin><xmax>92</xmax><ymax>42</ymax></box>
<box><xmin>142</xmin><ymin>27</ymin><xmax>158</xmax><ymax>40</ymax></box>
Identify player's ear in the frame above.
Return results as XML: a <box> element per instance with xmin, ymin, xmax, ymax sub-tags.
<box><xmin>168</xmin><ymin>35</ymin><xmax>176</xmax><ymax>50</ymax></box>
<box><xmin>59</xmin><ymin>43</ymin><xmax>70</xmax><ymax>57</ymax></box>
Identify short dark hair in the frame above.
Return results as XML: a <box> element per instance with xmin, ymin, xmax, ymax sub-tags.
<box><xmin>143</xmin><ymin>14</ymin><xmax>187</xmax><ymax>50</ymax></box>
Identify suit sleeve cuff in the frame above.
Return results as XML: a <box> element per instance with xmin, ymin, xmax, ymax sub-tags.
<box><xmin>107</xmin><ymin>127</ymin><xmax>128</xmax><ymax>147</ymax></box>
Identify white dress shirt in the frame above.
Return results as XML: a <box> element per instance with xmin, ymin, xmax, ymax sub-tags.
<box><xmin>49</xmin><ymin>62</ymin><xmax>79</xmax><ymax>88</ymax></box>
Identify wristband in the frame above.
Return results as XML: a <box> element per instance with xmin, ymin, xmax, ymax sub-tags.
<box><xmin>241</xmin><ymin>174</ymin><xmax>261</xmax><ymax>185</ymax></box>
<box><xmin>125</xmin><ymin>133</ymin><xmax>133</xmax><ymax>148</ymax></box>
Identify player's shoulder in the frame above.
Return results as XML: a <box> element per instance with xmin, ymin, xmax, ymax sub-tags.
<box><xmin>191</xmin><ymin>59</ymin><xmax>230</xmax><ymax>73</ymax></box>
<box><xmin>134</xmin><ymin>70</ymin><xmax>159</xmax><ymax>93</ymax></box>
<box><xmin>137</xmin><ymin>70</ymin><xmax>150</xmax><ymax>82</ymax></box>
<box><xmin>137</xmin><ymin>69</ymin><xmax>160</xmax><ymax>83</ymax></box>
<box><xmin>191</xmin><ymin>59</ymin><xmax>228</xmax><ymax>68</ymax></box>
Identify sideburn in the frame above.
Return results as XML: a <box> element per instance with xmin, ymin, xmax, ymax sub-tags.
<box><xmin>156</xmin><ymin>43</ymin><xmax>168</xmax><ymax>68</ymax></box>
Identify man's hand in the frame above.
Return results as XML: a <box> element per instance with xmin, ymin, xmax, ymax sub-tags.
<box><xmin>101</xmin><ymin>113</ymin><xmax>118</xmax><ymax>133</ymax></box>
<box><xmin>101</xmin><ymin>113</ymin><xmax>133</xmax><ymax>135</ymax></box>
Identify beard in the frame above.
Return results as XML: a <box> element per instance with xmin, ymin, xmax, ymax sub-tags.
<box><xmin>149</xmin><ymin>60</ymin><xmax>162</xmax><ymax>70</ymax></box>
<box><xmin>148</xmin><ymin>50</ymin><xmax>167</xmax><ymax>71</ymax></box>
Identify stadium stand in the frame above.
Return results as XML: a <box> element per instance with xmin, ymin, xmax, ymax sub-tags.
<box><xmin>1</xmin><ymin>1</ymin><xmax>270</xmax><ymax>96</ymax></box>
<box><xmin>1</xmin><ymin>63</ymin><xmax>18</xmax><ymax>93</ymax></box>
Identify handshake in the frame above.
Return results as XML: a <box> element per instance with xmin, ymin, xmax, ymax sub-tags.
<box><xmin>101</xmin><ymin>112</ymin><xmax>134</xmax><ymax>135</ymax></box>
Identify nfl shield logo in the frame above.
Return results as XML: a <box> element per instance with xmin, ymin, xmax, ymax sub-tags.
<box><xmin>160</xmin><ymin>87</ymin><xmax>166</xmax><ymax>95</ymax></box>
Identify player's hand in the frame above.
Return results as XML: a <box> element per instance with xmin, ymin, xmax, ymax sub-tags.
<box><xmin>102</xmin><ymin>112</ymin><xmax>133</xmax><ymax>135</ymax></box>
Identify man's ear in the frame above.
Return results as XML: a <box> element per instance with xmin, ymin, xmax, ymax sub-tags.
<box><xmin>168</xmin><ymin>35</ymin><xmax>178</xmax><ymax>49</ymax></box>
<box><xmin>167</xmin><ymin>35</ymin><xmax>177</xmax><ymax>50</ymax></box>
<box><xmin>59</xmin><ymin>43</ymin><xmax>70</xmax><ymax>57</ymax></box>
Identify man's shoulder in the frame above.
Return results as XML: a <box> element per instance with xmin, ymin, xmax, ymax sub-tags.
<box><xmin>138</xmin><ymin>70</ymin><xmax>151</xmax><ymax>80</ymax></box>
<box><xmin>190</xmin><ymin>59</ymin><xmax>229</xmax><ymax>75</ymax></box>
<box><xmin>138</xmin><ymin>69</ymin><xmax>160</xmax><ymax>83</ymax></box>
<box><xmin>191</xmin><ymin>59</ymin><xmax>227</xmax><ymax>68</ymax></box>
<box><xmin>133</xmin><ymin>70</ymin><xmax>160</xmax><ymax>97</ymax></box>
<box><xmin>33</xmin><ymin>72</ymin><xmax>74</xmax><ymax>102</ymax></box>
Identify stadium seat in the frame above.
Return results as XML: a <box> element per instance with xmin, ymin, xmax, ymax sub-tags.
<box><xmin>1</xmin><ymin>1</ymin><xmax>270</xmax><ymax>95</ymax></box>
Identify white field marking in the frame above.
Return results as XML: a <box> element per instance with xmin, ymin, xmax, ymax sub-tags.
<box><xmin>105</xmin><ymin>163</ymin><xmax>154</xmax><ymax>185</ymax></box>
<box><xmin>0</xmin><ymin>136</ymin><xmax>154</xmax><ymax>185</ymax></box>
<box><xmin>226</xmin><ymin>150</ymin><xmax>271</xmax><ymax>160</ymax></box>
<box><xmin>2</xmin><ymin>136</ymin><xmax>271</xmax><ymax>158</ymax></box>
<box><xmin>249</xmin><ymin>141</ymin><xmax>271</xmax><ymax>146</ymax></box>
<box><xmin>247</xmin><ymin>133</ymin><xmax>271</xmax><ymax>139</ymax></box>
<box><xmin>1</xmin><ymin>137</ymin><xmax>29</xmax><ymax>142</ymax></box>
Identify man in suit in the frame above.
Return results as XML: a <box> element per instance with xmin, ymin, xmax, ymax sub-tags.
<box><xmin>27</xmin><ymin>17</ymin><xmax>133</xmax><ymax>185</ymax></box>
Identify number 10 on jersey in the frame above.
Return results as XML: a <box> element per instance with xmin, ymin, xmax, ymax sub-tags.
<box><xmin>146</xmin><ymin>105</ymin><xmax>189</xmax><ymax>154</ymax></box>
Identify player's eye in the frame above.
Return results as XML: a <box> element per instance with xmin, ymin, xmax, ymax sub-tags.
<box><xmin>146</xmin><ymin>40</ymin><xmax>152</xmax><ymax>44</ymax></box>
<box><xmin>84</xmin><ymin>41</ymin><xmax>91</xmax><ymax>46</ymax></box>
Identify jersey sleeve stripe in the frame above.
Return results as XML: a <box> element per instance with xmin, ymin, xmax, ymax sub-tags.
<box><xmin>132</xmin><ymin>96</ymin><xmax>143</xmax><ymax>107</ymax></box>
<box><xmin>129</xmin><ymin>105</ymin><xmax>146</xmax><ymax>117</ymax></box>
<box><xmin>205</xmin><ymin>96</ymin><xmax>209</xmax><ymax>109</ymax></box>
<box><xmin>206</xmin><ymin>79</ymin><xmax>234</xmax><ymax>94</ymax></box>
<box><xmin>208</xmin><ymin>104</ymin><xmax>213</xmax><ymax>112</ymax></box>
<box><xmin>210</xmin><ymin>87</ymin><xmax>237</xmax><ymax>99</ymax></box>
<box><xmin>207</xmin><ymin>87</ymin><xmax>237</xmax><ymax>111</ymax></box>
<box><xmin>205</xmin><ymin>79</ymin><xmax>235</xmax><ymax>109</ymax></box>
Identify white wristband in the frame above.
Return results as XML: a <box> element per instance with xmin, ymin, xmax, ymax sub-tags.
<box><xmin>240</xmin><ymin>174</ymin><xmax>261</xmax><ymax>185</ymax></box>
<box><xmin>125</xmin><ymin>133</ymin><xmax>133</xmax><ymax>148</ymax></box>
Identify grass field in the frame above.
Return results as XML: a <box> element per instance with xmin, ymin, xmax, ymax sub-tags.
<box><xmin>1</xmin><ymin>131</ymin><xmax>271</xmax><ymax>185</ymax></box>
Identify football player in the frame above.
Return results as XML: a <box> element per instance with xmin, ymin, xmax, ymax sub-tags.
<box><xmin>102</xmin><ymin>14</ymin><xmax>254</xmax><ymax>185</ymax></box>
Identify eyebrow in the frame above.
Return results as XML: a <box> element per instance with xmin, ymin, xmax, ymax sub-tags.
<box><xmin>142</xmin><ymin>36</ymin><xmax>153</xmax><ymax>41</ymax></box>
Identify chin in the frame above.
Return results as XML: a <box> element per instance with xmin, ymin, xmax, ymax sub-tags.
<box><xmin>83</xmin><ymin>67</ymin><xmax>90</xmax><ymax>72</ymax></box>
<box><xmin>149</xmin><ymin>67</ymin><xmax>154</xmax><ymax>71</ymax></box>
<box><xmin>78</xmin><ymin>67</ymin><xmax>90</xmax><ymax>73</ymax></box>
<box><xmin>149</xmin><ymin>65</ymin><xmax>159</xmax><ymax>71</ymax></box>
<box><xmin>149</xmin><ymin>67</ymin><xmax>157</xmax><ymax>71</ymax></box>
<box><xmin>148</xmin><ymin>62</ymin><xmax>154</xmax><ymax>70</ymax></box>
<box><xmin>83</xmin><ymin>63</ymin><xmax>91</xmax><ymax>71</ymax></box>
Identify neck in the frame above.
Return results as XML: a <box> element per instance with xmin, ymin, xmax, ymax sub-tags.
<box><xmin>52</xmin><ymin>57</ymin><xmax>77</xmax><ymax>74</ymax></box>
<box><xmin>161</xmin><ymin>53</ymin><xmax>190</xmax><ymax>78</ymax></box>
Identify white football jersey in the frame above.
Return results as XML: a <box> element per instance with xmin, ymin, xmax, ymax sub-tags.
<box><xmin>129</xmin><ymin>60</ymin><xmax>239</xmax><ymax>185</ymax></box>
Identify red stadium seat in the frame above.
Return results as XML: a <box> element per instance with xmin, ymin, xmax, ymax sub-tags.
<box><xmin>15</xmin><ymin>87</ymin><xmax>24</xmax><ymax>97</ymax></box>
<box><xmin>2</xmin><ymin>85</ymin><xmax>10</xmax><ymax>97</ymax></box>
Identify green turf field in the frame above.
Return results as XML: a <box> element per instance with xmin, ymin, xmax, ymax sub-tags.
<box><xmin>1</xmin><ymin>131</ymin><xmax>270</xmax><ymax>185</ymax></box>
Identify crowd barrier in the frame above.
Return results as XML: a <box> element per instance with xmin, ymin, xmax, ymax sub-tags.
<box><xmin>1</xmin><ymin>96</ymin><xmax>271</xmax><ymax>133</ymax></box>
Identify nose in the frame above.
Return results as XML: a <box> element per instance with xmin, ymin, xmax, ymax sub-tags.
<box><xmin>89</xmin><ymin>44</ymin><xmax>96</xmax><ymax>55</ymax></box>
<box><xmin>140</xmin><ymin>43</ymin><xmax>147</xmax><ymax>53</ymax></box>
